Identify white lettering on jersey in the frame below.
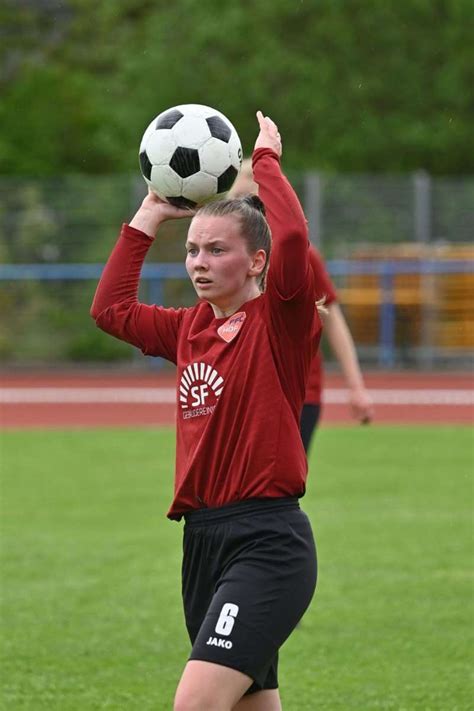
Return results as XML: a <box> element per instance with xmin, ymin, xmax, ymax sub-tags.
<box><xmin>179</xmin><ymin>362</ymin><xmax>224</xmax><ymax>418</ymax></box>
<box><xmin>217</xmin><ymin>311</ymin><xmax>246</xmax><ymax>343</ymax></box>
<box><xmin>190</xmin><ymin>383</ymin><xmax>209</xmax><ymax>407</ymax></box>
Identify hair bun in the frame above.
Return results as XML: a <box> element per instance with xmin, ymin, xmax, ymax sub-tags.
<box><xmin>242</xmin><ymin>194</ymin><xmax>266</xmax><ymax>216</ymax></box>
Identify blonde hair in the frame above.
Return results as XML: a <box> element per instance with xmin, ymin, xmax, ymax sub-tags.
<box><xmin>228</xmin><ymin>158</ymin><xmax>258</xmax><ymax>198</ymax></box>
<box><xmin>239</xmin><ymin>158</ymin><xmax>254</xmax><ymax>180</ymax></box>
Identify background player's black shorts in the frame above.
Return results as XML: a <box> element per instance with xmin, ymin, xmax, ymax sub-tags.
<box><xmin>300</xmin><ymin>403</ymin><xmax>322</xmax><ymax>453</ymax></box>
<box><xmin>182</xmin><ymin>497</ymin><xmax>317</xmax><ymax>695</ymax></box>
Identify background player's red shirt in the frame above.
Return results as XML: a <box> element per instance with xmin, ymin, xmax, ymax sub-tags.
<box><xmin>92</xmin><ymin>149</ymin><xmax>322</xmax><ymax>519</ymax></box>
<box><xmin>305</xmin><ymin>247</ymin><xmax>338</xmax><ymax>405</ymax></box>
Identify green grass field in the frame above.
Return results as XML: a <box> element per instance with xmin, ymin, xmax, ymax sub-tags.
<box><xmin>1</xmin><ymin>426</ymin><xmax>473</xmax><ymax>710</ymax></box>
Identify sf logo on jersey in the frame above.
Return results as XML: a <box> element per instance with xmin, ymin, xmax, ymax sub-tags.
<box><xmin>179</xmin><ymin>362</ymin><xmax>224</xmax><ymax>419</ymax></box>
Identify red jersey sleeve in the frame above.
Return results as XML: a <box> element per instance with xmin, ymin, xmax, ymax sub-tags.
<box><xmin>252</xmin><ymin>148</ymin><xmax>319</xmax><ymax>345</ymax></box>
<box><xmin>309</xmin><ymin>245</ymin><xmax>338</xmax><ymax>305</ymax></box>
<box><xmin>253</xmin><ymin>148</ymin><xmax>311</xmax><ymax>301</ymax></box>
<box><xmin>90</xmin><ymin>224</ymin><xmax>184</xmax><ymax>362</ymax></box>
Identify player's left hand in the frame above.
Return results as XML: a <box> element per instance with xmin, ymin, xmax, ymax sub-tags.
<box><xmin>349</xmin><ymin>388</ymin><xmax>374</xmax><ymax>424</ymax></box>
<box><xmin>254</xmin><ymin>111</ymin><xmax>282</xmax><ymax>157</ymax></box>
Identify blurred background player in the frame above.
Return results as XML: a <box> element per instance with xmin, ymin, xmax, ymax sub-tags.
<box><xmin>229</xmin><ymin>159</ymin><xmax>374</xmax><ymax>453</ymax></box>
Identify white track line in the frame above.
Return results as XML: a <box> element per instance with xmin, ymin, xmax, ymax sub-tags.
<box><xmin>0</xmin><ymin>388</ymin><xmax>473</xmax><ymax>406</ymax></box>
<box><xmin>0</xmin><ymin>388</ymin><xmax>176</xmax><ymax>404</ymax></box>
<box><xmin>325</xmin><ymin>389</ymin><xmax>474</xmax><ymax>406</ymax></box>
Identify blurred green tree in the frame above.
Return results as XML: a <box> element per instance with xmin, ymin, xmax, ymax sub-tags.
<box><xmin>0</xmin><ymin>0</ymin><xmax>473</xmax><ymax>175</ymax></box>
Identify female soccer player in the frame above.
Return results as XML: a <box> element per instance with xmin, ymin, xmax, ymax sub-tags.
<box><xmin>230</xmin><ymin>160</ymin><xmax>373</xmax><ymax>453</ymax></box>
<box><xmin>91</xmin><ymin>112</ymin><xmax>320</xmax><ymax>711</ymax></box>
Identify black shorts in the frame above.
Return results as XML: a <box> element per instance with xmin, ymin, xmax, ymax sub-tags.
<box><xmin>181</xmin><ymin>497</ymin><xmax>317</xmax><ymax>694</ymax></box>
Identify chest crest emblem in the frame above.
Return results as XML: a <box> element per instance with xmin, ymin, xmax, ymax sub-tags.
<box><xmin>217</xmin><ymin>312</ymin><xmax>246</xmax><ymax>343</ymax></box>
<box><xmin>179</xmin><ymin>361</ymin><xmax>224</xmax><ymax>415</ymax></box>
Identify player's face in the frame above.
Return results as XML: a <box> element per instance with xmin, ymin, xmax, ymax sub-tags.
<box><xmin>186</xmin><ymin>214</ymin><xmax>265</xmax><ymax>315</ymax></box>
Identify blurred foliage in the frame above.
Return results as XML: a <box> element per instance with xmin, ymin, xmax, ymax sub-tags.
<box><xmin>0</xmin><ymin>277</ymin><xmax>134</xmax><ymax>364</ymax></box>
<box><xmin>1</xmin><ymin>0</ymin><xmax>473</xmax><ymax>176</ymax></box>
<box><xmin>0</xmin><ymin>174</ymin><xmax>192</xmax><ymax>264</ymax></box>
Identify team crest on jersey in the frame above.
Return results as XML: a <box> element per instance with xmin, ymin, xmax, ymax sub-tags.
<box><xmin>217</xmin><ymin>312</ymin><xmax>246</xmax><ymax>343</ymax></box>
<box><xmin>179</xmin><ymin>362</ymin><xmax>224</xmax><ymax>419</ymax></box>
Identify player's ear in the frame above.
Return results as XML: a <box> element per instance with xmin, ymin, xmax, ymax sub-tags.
<box><xmin>248</xmin><ymin>249</ymin><xmax>267</xmax><ymax>278</ymax></box>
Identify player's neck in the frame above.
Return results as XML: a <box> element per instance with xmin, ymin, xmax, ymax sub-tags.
<box><xmin>209</xmin><ymin>285</ymin><xmax>261</xmax><ymax>319</ymax></box>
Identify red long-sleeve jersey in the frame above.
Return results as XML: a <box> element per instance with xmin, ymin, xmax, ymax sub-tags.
<box><xmin>91</xmin><ymin>148</ymin><xmax>322</xmax><ymax>519</ymax></box>
<box><xmin>305</xmin><ymin>247</ymin><xmax>338</xmax><ymax>405</ymax></box>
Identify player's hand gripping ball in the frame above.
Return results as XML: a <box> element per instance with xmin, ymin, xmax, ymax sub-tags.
<box><xmin>139</xmin><ymin>104</ymin><xmax>243</xmax><ymax>210</ymax></box>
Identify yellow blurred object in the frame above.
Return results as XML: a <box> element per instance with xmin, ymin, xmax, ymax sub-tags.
<box><xmin>338</xmin><ymin>244</ymin><xmax>474</xmax><ymax>351</ymax></box>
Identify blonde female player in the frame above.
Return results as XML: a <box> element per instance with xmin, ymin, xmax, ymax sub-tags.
<box><xmin>91</xmin><ymin>112</ymin><xmax>320</xmax><ymax>711</ymax></box>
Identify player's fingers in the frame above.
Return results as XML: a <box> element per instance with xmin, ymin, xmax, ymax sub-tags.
<box><xmin>360</xmin><ymin>405</ymin><xmax>374</xmax><ymax>424</ymax></box>
<box><xmin>256</xmin><ymin>110</ymin><xmax>266</xmax><ymax>128</ymax></box>
<box><xmin>257</xmin><ymin>111</ymin><xmax>279</xmax><ymax>136</ymax></box>
<box><xmin>266</xmin><ymin>116</ymin><xmax>279</xmax><ymax>134</ymax></box>
<box><xmin>261</xmin><ymin>116</ymin><xmax>279</xmax><ymax>137</ymax></box>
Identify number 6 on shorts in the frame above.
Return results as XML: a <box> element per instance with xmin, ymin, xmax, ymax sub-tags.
<box><xmin>215</xmin><ymin>603</ymin><xmax>239</xmax><ymax>636</ymax></box>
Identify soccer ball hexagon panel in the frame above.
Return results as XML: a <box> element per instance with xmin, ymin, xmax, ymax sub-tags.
<box><xmin>139</xmin><ymin>104</ymin><xmax>243</xmax><ymax>209</ymax></box>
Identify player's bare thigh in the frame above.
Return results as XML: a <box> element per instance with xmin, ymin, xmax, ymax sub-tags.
<box><xmin>174</xmin><ymin>660</ymin><xmax>250</xmax><ymax>711</ymax></box>
<box><xmin>173</xmin><ymin>660</ymin><xmax>282</xmax><ymax>711</ymax></box>
<box><xmin>234</xmin><ymin>689</ymin><xmax>282</xmax><ymax>710</ymax></box>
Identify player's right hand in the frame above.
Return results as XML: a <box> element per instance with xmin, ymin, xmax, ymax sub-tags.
<box><xmin>349</xmin><ymin>388</ymin><xmax>374</xmax><ymax>425</ymax></box>
<box><xmin>129</xmin><ymin>189</ymin><xmax>195</xmax><ymax>237</ymax></box>
<box><xmin>254</xmin><ymin>111</ymin><xmax>282</xmax><ymax>157</ymax></box>
<box><xmin>142</xmin><ymin>189</ymin><xmax>196</xmax><ymax>221</ymax></box>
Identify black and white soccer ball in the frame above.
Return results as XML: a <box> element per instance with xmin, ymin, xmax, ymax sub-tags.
<box><xmin>139</xmin><ymin>104</ymin><xmax>243</xmax><ymax>209</ymax></box>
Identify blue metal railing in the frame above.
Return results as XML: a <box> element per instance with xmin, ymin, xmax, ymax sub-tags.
<box><xmin>1</xmin><ymin>259</ymin><xmax>472</xmax><ymax>280</ymax></box>
<box><xmin>1</xmin><ymin>260</ymin><xmax>473</xmax><ymax>367</ymax></box>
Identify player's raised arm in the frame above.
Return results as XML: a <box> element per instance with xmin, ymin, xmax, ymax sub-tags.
<box><xmin>252</xmin><ymin>111</ymin><xmax>310</xmax><ymax>300</ymax></box>
<box><xmin>91</xmin><ymin>192</ymin><xmax>190</xmax><ymax>318</ymax></box>
<box><xmin>90</xmin><ymin>192</ymin><xmax>191</xmax><ymax>358</ymax></box>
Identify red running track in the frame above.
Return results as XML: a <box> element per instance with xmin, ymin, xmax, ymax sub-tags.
<box><xmin>1</xmin><ymin>370</ymin><xmax>473</xmax><ymax>429</ymax></box>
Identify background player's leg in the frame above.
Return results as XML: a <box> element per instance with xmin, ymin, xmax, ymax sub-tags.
<box><xmin>174</xmin><ymin>660</ymin><xmax>252</xmax><ymax>711</ymax></box>
<box><xmin>233</xmin><ymin>689</ymin><xmax>282</xmax><ymax>710</ymax></box>
<box><xmin>299</xmin><ymin>403</ymin><xmax>321</xmax><ymax>453</ymax></box>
